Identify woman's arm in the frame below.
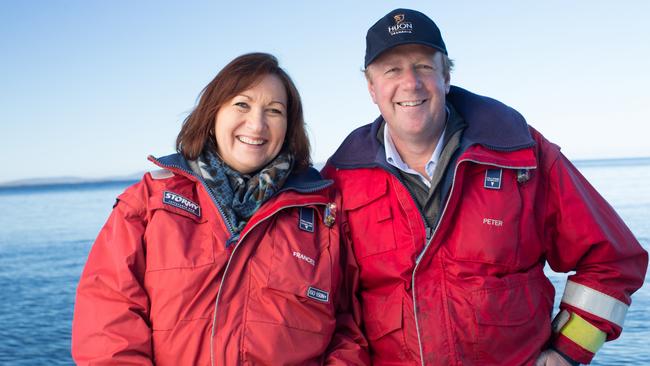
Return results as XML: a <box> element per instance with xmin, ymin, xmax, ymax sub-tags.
<box><xmin>324</xmin><ymin>217</ymin><xmax>370</xmax><ymax>365</ymax></box>
<box><xmin>72</xmin><ymin>195</ymin><xmax>153</xmax><ymax>365</ymax></box>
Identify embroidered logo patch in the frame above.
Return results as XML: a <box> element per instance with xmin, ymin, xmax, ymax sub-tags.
<box><xmin>484</xmin><ymin>169</ymin><xmax>502</xmax><ymax>190</ymax></box>
<box><xmin>298</xmin><ymin>207</ymin><xmax>315</xmax><ymax>232</ymax></box>
<box><xmin>307</xmin><ymin>287</ymin><xmax>329</xmax><ymax>303</ymax></box>
<box><xmin>163</xmin><ymin>191</ymin><xmax>201</xmax><ymax>217</ymax></box>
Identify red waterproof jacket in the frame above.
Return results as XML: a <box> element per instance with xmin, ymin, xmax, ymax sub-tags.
<box><xmin>72</xmin><ymin>153</ymin><xmax>369</xmax><ymax>365</ymax></box>
<box><xmin>323</xmin><ymin>86</ymin><xmax>647</xmax><ymax>365</ymax></box>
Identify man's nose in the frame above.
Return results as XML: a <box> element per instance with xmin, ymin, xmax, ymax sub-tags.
<box><xmin>402</xmin><ymin>67</ymin><xmax>422</xmax><ymax>90</ymax></box>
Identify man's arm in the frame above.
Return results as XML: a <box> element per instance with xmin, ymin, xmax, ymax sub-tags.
<box><xmin>542</xmin><ymin>151</ymin><xmax>648</xmax><ymax>364</ymax></box>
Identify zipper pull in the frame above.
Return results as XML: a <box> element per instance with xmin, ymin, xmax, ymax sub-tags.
<box><xmin>416</xmin><ymin>227</ymin><xmax>434</xmax><ymax>264</ymax></box>
<box><xmin>426</xmin><ymin>226</ymin><xmax>434</xmax><ymax>241</ymax></box>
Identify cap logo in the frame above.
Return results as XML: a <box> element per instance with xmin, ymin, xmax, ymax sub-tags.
<box><xmin>388</xmin><ymin>13</ymin><xmax>413</xmax><ymax>35</ymax></box>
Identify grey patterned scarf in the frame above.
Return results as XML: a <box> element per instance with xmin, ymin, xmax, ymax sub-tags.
<box><xmin>197</xmin><ymin>147</ymin><xmax>293</xmax><ymax>245</ymax></box>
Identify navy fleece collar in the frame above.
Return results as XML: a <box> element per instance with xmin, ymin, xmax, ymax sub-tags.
<box><xmin>328</xmin><ymin>86</ymin><xmax>535</xmax><ymax>169</ymax></box>
<box><xmin>152</xmin><ymin>153</ymin><xmax>332</xmax><ymax>193</ymax></box>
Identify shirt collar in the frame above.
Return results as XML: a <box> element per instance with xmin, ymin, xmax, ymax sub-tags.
<box><xmin>383</xmin><ymin>106</ymin><xmax>449</xmax><ymax>187</ymax></box>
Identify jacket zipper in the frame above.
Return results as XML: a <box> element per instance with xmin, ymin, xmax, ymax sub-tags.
<box><xmin>150</xmin><ymin>157</ymin><xmax>331</xmax><ymax>238</ymax></box>
<box><xmin>355</xmin><ymin>162</ymin><xmax>440</xmax><ymax>365</ymax></box>
<box><xmin>410</xmin><ymin>159</ymin><xmax>536</xmax><ymax>366</ymax></box>
<box><xmin>209</xmin><ymin>200</ymin><xmax>328</xmax><ymax>366</ymax></box>
<box><xmin>345</xmin><ymin>160</ymin><xmax>448</xmax><ymax>365</ymax></box>
<box><xmin>148</xmin><ymin>156</ymin><xmax>332</xmax><ymax>365</ymax></box>
<box><xmin>149</xmin><ymin>158</ymin><xmax>239</xmax><ymax>236</ymax></box>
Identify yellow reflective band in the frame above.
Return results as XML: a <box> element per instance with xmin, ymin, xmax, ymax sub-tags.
<box><xmin>560</xmin><ymin>312</ymin><xmax>607</xmax><ymax>353</ymax></box>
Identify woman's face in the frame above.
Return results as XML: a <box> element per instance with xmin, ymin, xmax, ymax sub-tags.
<box><xmin>214</xmin><ymin>74</ymin><xmax>288</xmax><ymax>174</ymax></box>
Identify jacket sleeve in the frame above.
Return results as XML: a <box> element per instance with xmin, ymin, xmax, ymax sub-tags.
<box><xmin>71</xmin><ymin>189</ymin><xmax>153</xmax><ymax>365</ymax></box>
<box><xmin>323</xmin><ymin>183</ymin><xmax>371</xmax><ymax>365</ymax></box>
<box><xmin>542</xmin><ymin>149</ymin><xmax>648</xmax><ymax>364</ymax></box>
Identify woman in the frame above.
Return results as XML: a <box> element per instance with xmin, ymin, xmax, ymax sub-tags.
<box><xmin>72</xmin><ymin>53</ymin><xmax>368</xmax><ymax>365</ymax></box>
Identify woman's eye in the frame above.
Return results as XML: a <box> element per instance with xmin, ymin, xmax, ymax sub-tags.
<box><xmin>234</xmin><ymin>102</ymin><xmax>249</xmax><ymax>109</ymax></box>
<box><xmin>268</xmin><ymin>108</ymin><xmax>284</xmax><ymax>115</ymax></box>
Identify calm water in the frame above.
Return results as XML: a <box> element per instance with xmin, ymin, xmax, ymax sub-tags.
<box><xmin>0</xmin><ymin>160</ymin><xmax>649</xmax><ymax>365</ymax></box>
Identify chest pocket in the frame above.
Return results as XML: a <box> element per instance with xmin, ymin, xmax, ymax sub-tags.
<box><xmin>345</xmin><ymin>178</ymin><xmax>397</xmax><ymax>258</ymax></box>
<box><xmin>267</xmin><ymin>207</ymin><xmax>332</xmax><ymax>296</ymax></box>
<box><xmin>247</xmin><ymin>206</ymin><xmax>334</xmax><ymax>334</ymax></box>
<box><xmin>144</xmin><ymin>194</ymin><xmax>215</xmax><ymax>271</ymax></box>
<box><xmin>444</xmin><ymin>167</ymin><xmax>524</xmax><ymax>267</ymax></box>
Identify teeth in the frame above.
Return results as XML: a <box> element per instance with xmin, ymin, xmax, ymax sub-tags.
<box><xmin>398</xmin><ymin>100</ymin><xmax>425</xmax><ymax>107</ymax></box>
<box><xmin>238</xmin><ymin>136</ymin><xmax>265</xmax><ymax>145</ymax></box>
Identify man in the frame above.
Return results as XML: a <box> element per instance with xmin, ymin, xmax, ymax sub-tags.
<box><xmin>323</xmin><ymin>8</ymin><xmax>647</xmax><ymax>366</ymax></box>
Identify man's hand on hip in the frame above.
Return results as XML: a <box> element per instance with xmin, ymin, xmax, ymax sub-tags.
<box><xmin>534</xmin><ymin>349</ymin><xmax>577</xmax><ymax>366</ymax></box>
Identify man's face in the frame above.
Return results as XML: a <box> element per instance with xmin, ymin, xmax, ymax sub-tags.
<box><xmin>366</xmin><ymin>44</ymin><xmax>450</xmax><ymax>145</ymax></box>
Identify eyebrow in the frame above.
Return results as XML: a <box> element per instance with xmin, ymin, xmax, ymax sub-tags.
<box><xmin>237</xmin><ymin>93</ymin><xmax>286</xmax><ymax>108</ymax></box>
<box><xmin>237</xmin><ymin>94</ymin><xmax>253</xmax><ymax>101</ymax></box>
<box><xmin>269</xmin><ymin>101</ymin><xmax>286</xmax><ymax>108</ymax></box>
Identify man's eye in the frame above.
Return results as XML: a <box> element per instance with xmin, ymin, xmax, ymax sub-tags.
<box><xmin>385</xmin><ymin>67</ymin><xmax>398</xmax><ymax>75</ymax></box>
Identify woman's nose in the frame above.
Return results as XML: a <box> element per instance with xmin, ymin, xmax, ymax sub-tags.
<box><xmin>245</xmin><ymin>109</ymin><xmax>265</xmax><ymax>133</ymax></box>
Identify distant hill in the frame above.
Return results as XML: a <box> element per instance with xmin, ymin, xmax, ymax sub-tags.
<box><xmin>0</xmin><ymin>162</ymin><xmax>328</xmax><ymax>189</ymax></box>
<box><xmin>2</xmin><ymin>157</ymin><xmax>647</xmax><ymax>190</ymax></box>
<box><xmin>572</xmin><ymin>156</ymin><xmax>650</xmax><ymax>168</ymax></box>
<box><xmin>0</xmin><ymin>172</ymin><xmax>144</xmax><ymax>189</ymax></box>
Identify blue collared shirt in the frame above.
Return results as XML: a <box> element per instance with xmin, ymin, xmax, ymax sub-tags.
<box><xmin>384</xmin><ymin>109</ymin><xmax>449</xmax><ymax>188</ymax></box>
<box><xmin>384</xmin><ymin>123</ymin><xmax>446</xmax><ymax>189</ymax></box>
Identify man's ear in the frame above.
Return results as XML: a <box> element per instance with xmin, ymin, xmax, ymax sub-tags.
<box><xmin>444</xmin><ymin>73</ymin><xmax>451</xmax><ymax>94</ymax></box>
<box><xmin>367</xmin><ymin>76</ymin><xmax>378</xmax><ymax>104</ymax></box>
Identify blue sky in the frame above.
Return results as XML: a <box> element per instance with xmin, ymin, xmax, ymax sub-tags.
<box><xmin>1</xmin><ymin>1</ymin><xmax>649</xmax><ymax>182</ymax></box>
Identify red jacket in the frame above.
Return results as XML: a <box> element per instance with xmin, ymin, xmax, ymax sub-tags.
<box><xmin>323</xmin><ymin>86</ymin><xmax>647</xmax><ymax>365</ymax></box>
<box><xmin>72</xmin><ymin>153</ymin><xmax>369</xmax><ymax>365</ymax></box>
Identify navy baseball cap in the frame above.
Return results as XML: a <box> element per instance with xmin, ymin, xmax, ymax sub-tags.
<box><xmin>364</xmin><ymin>8</ymin><xmax>447</xmax><ymax>68</ymax></box>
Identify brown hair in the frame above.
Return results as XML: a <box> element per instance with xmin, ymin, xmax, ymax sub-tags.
<box><xmin>440</xmin><ymin>54</ymin><xmax>454</xmax><ymax>79</ymax></box>
<box><xmin>176</xmin><ymin>52</ymin><xmax>311</xmax><ymax>170</ymax></box>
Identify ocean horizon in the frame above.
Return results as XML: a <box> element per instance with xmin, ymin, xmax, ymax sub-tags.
<box><xmin>1</xmin><ymin>157</ymin><xmax>648</xmax><ymax>365</ymax></box>
<box><xmin>2</xmin><ymin>156</ymin><xmax>649</xmax><ymax>191</ymax></box>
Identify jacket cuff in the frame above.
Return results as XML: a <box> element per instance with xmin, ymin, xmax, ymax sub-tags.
<box><xmin>550</xmin><ymin>346</ymin><xmax>580</xmax><ymax>366</ymax></box>
<box><xmin>551</xmin><ymin>309</ymin><xmax>609</xmax><ymax>364</ymax></box>
<box><xmin>553</xmin><ymin>334</ymin><xmax>594</xmax><ymax>364</ymax></box>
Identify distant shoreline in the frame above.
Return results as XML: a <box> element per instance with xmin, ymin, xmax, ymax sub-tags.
<box><xmin>1</xmin><ymin>157</ymin><xmax>649</xmax><ymax>191</ymax></box>
<box><xmin>0</xmin><ymin>179</ymin><xmax>140</xmax><ymax>194</ymax></box>
<box><xmin>571</xmin><ymin>156</ymin><xmax>650</xmax><ymax>168</ymax></box>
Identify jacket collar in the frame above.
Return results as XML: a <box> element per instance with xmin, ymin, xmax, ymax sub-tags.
<box><xmin>328</xmin><ymin>86</ymin><xmax>535</xmax><ymax>169</ymax></box>
<box><xmin>150</xmin><ymin>153</ymin><xmax>332</xmax><ymax>193</ymax></box>
<box><xmin>448</xmin><ymin>86</ymin><xmax>535</xmax><ymax>152</ymax></box>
